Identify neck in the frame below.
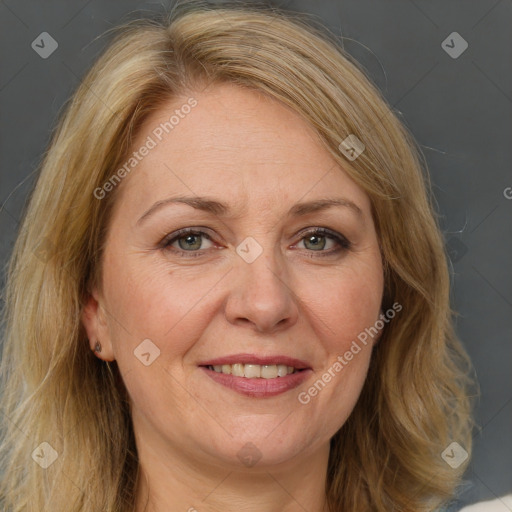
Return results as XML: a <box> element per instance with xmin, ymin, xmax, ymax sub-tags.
<box><xmin>133</xmin><ymin>435</ymin><xmax>330</xmax><ymax>512</ymax></box>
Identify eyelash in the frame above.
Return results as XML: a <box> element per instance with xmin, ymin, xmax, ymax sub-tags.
<box><xmin>160</xmin><ymin>227</ymin><xmax>351</xmax><ymax>258</ymax></box>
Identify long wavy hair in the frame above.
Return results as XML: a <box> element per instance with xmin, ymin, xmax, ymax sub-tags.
<box><xmin>0</xmin><ymin>1</ymin><xmax>475</xmax><ymax>511</ymax></box>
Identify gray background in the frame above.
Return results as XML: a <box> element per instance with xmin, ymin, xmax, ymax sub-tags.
<box><xmin>1</xmin><ymin>0</ymin><xmax>511</xmax><ymax>509</ymax></box>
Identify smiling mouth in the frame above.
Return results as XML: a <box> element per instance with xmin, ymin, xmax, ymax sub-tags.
<box><xmin>199</xmin><ymin>354</ymin><xmax>312</xmax><ymax>397</ymax></box>
<box><xmin>205</xmin><ymin>363</ymin><xmax>302</xmax><ymax>379</ymax></box>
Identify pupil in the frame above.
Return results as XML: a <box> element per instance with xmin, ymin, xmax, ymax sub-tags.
<box><xmin>307</xmin><ymin>235</ymin><xmax>325</xmax><ymax>250</ymax></box>
<box><xmin>180</xmin><ymin>234</ymin><xmax>200</xmax><ymax>250</ymax></box>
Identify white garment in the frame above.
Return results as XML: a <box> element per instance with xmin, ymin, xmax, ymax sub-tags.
<box><xmin>459</xmin><ymin>494</ymin><xmax>512</xmax><ymax>511</ymax></box>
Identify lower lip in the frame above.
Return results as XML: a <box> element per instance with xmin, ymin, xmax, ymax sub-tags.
<box><xmin>200</xmin><ymin>367</ymin><xmax>312</xmax><ymax>398</ymax></box>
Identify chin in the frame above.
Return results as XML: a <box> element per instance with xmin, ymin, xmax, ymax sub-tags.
<box><xmin>200</xmin><ymin>427</ymin><xmax>315</xmax><ymax>470</ymax></box>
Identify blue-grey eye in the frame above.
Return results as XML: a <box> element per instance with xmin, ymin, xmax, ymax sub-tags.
<box><xmin>163</xmin><ymin>230</ymin><xmax>214</xmax><ymax>252</ymax></box>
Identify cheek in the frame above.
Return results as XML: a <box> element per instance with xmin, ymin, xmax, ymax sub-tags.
<box><xmin>295</xmin><ymin>270</ymin><xmax>382</xmax><ymax>433</ymax></box>
<box><xmin>103</xmin><ymin>254</ymin><xmax>222</xmax><ymax>357</ymax></box>
<box><xmin>299</xmin><ymin>262</ymin><xmax>384</xmax><ymax>353</ymax></box>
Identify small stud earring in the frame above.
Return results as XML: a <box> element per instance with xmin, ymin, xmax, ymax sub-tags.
<box><xmin>94</xmin><ymin>341</ymin><xmax>102</xmax><ymax>353</ymax></box>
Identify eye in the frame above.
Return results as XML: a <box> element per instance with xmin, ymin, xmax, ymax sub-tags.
<box><xmin>160</xmin><ymin>226</ymin><xmax>351</xmax><ymax>258</ymax></box>
<box><xmin>294</xmin><ymin>228</ymin><xmax>351</xmax><ymax>256</ymax></box>
<box><xmin>161</xmin><ymin>228</ymin><xmax>215</xmax><ymax>256</ymax></box>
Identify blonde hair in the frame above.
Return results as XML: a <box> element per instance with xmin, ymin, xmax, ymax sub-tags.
<box><xmin>0</xmin><ymin>2</ymin><xmax>475</xmax><ymax>511</ymax></box>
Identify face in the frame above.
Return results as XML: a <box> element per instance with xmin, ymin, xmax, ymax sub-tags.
<box><xmin>82</xmin><ymin>82</ymin><xmax>384</xmax><ymax>472</ymax></box>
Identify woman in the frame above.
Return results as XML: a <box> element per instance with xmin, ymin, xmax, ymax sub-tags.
<box><xmin>0</xmin><ymin>2</ymin><xmax>475</xmax><ymax>511</ymax></box>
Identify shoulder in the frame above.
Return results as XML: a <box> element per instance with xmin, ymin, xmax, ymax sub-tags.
<box><xmin>458</xmin><ymin>494</ymin><xmax>512</xmax><ymax>511</ymax></box>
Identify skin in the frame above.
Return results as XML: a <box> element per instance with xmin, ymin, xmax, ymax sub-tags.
<box><xmin>82</xmin><ymin>82</ymin><xmax>384</xmax><ymax>512</ymax></box>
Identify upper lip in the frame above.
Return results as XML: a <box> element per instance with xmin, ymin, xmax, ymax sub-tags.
<box><xmin>199</xmin><ymin>353</ymin><xmax>311</xmax><ymax>370</ymax></box>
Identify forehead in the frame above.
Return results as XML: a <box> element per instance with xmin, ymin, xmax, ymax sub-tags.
<box><xmin>118</xmin><ymin>82</ymin><xmax>371</xmax><ymax>215</ymax></box>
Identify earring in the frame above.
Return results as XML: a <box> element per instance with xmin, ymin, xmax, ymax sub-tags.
<box><xmin>94</xmin><ymin>341</ymin><xmax>102</xmax><ymax>353</ymax></box>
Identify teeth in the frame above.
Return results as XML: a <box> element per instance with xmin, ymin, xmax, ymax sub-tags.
<box><xmin>244</xmin><ymin>364</ymin><xmax>261</xmax><ymax>379</ymax></box>
<box><xmin>277</xmin><ymin>365</ymin><xmax>288</xmax><ymax>377</ymax></box>
<box><xmin>261</xmin><ymin>365</ymin><xmax>278</xmax><ymax>379</ymax></box>
<box><xmin>208</xmin><ymin>363</ymin><xmax>298</xmax><ymax>378</ymax></box>
<box><xmin>232</xmin><ymin>363</ymin><xmax>244</xmax><ymax>377</ymax></box>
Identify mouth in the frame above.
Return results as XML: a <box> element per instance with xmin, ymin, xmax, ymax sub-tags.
<box><xmin>198</xmin><ymin>354</ymin><xmax>312</xmax><ymax>398</ymax></box>
<box><xmin>205</xmin><ymin>363</ymin><xmax>301</xmax><ymax>378</ymax></box>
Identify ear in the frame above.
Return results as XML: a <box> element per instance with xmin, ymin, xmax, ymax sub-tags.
<box><xmin>81</xmin><ymin>289</ymin><xmax>116</xmax><ymax>362</ymax></box>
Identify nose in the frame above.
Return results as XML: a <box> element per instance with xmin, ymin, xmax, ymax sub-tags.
<box><xmin>224</xmin><ymin>246</ymin><xmax>299</xmax><ymax>334</ymax></box>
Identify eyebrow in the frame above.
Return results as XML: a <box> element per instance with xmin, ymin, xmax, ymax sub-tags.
<box><xmin>136</xmin><ymin>195</ymin><xmax>364</xmax><ymax>225</ymax></box>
